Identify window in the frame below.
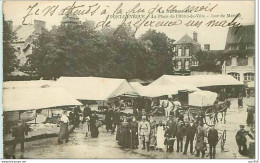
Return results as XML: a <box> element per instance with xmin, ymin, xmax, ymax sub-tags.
<box><xmin>244</xmin><ymin>73</ymin><xmax>254</xmax><ymax>81</ymax></box>
<box><xmin>185</xmin><ymin>48</ymin><xmax>190</xmax><ymax>56</ymax></box>
<box><xmin>178</xmin><ymin>49</ymin><xmax>182</xmax><ymax>56</ymax></box>
<box><xmin>192</xmin><ymin>60</ymin><xmax>198</xmax><ymax>66</ymax></box>
<box><xmin>185</xmin><ymin>61</ymin><xmax>189</xmax><ymax>69</ymax></box>
<box><xmin>181</xmin><ymin>48</ymin><xmax>185</xmax><ymax>56</ymax></box>
<box><xmin>231</xmin><ymin>57</ymin><xmax>237</xmax><ymax>66</ymax></box>
<box><xmin>177</xmin><ymin>61</ymin><xmax>182</xmax><ymax>69</ymax></box>
<box><xmin>228</xmin><ymin>72</ymin><xmax>240</xmax><ymax>81</ymax></box>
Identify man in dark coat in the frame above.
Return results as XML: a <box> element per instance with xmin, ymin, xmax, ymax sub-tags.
<box><xmin>112</xmin><ymin>109</ymin><xmax>121</xmax><ymax>134</ymax></box>
<box><xmin>165</xmin><ymin>126</ymin><xmax>175</xmax><ymax>153</ymax></box>
<box><xmin>183</xmin><ymin>120</ymin><xmax>197</xmax><ymax>155</ymax></box>
<box><xmin>12</xmin><ymin>120</ymin><xmax>28</xmax><ymax>157</ymax></box>
<box><xmin>83</xmin><ymin>105</ymin><xmax>92</xmax><ymax>133</ymax></box>
<box><xmin>74</xmin><ymin>107</ymin><xmax>81</xmax><ymax>127</ymax></box>
<box><xmin>208</xmin><ymin>125</ymin><xmax>218</xmax><ymax>159</ymax></box>
<box><xmin>166</xmin><ymin>116</ymin><xmax>178</xmax><ymax>151</ymax></box>
<box><xmin>236</xmin><ymin>125</ymin><xmax>254</xmax><ymax>155</ymax></box>
<box><xmin>105</xmin><ymin>108</ymin><xmax>114</xmax><ymax>132</ymax></box>
<box><xmin>176</xmin><ymin>121</ymin><xmax>185</xmax><ymax>152</ymax></box>
<box><xmin>246</xmin><ymin>105</ymin><xmax>254</xmax><ymax>126</ymax></box>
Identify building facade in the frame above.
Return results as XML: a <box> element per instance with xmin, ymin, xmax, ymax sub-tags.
<box><xmin>9</xmin><ymin>20</ymin><xmax>46</xmax><ymax>66</ymax></box>
<box><xmin>222</xmin><ymin>25</ymin><xmax>255</xmax><ymax>84</ymax></box>
<box><xmin>172</xmin><ymin>32</ymin><xmax>201</xmax><ymax>75</ymax></box>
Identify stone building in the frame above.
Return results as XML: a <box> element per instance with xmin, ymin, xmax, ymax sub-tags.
<box><xmin>10</xmin><ymin>20</ymin><xmax>47</xmax><ymax>66</ymax></box>
<box><xmin>222</xmin><ymin>25</ymin><xmax>255</xmax><ymax>84</ymax></box>
<box><xmin>172</xmin><ymin>32</ymin><xmax>201</xmax><ymax>75</ymax></box>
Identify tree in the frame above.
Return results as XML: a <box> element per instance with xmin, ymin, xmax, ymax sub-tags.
<box><xmin>194</xmin><ymin>50</ymin><xmax>223</xmax><ymax>72</ymax></box>
<box><xmin>28</xmin><ymin>21</ymin><xmax>175</xmax><ymax>80</ymax></box>
<box><xmin>3</xmin><ymin>16</ymin><xmax>18</xmax><ymax>80</ymax></box>
<box><xmin>139</xmin><ymin>29</ymin><xmax>175</xmax><ymax>79</ymax></box>
<box><xmin>28</xmin><ymin>21</ymin><xmax>101</xmax><ymax>79</ymax></box>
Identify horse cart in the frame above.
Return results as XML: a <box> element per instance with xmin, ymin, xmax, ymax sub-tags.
<box><xmin>185</xmin><ymin>91</ymin><xmax>229</xmax><ymax>151</ymax></box>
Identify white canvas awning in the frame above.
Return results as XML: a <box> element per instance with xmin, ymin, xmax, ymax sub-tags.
<box><xmin>130</xmin><ymin>83</ymin><xmax>199</xmax><ymax>98</ymax></box>
<box><xmin>3</xmin><ymin>86</ymin><xmax>82</xmax><ymax>112</ymax></box>
<box><xmin>56</xmin><ymin>77</ymin><xmax>138</xmax><ymax>101</ymax></box>
<box><xmin>189</xmin><ymin>91</ymin><xmax>217</xmax><ymax>107</ymax></box>
<box><xmin>150</xmin><ymin>75</ymin><xmax>243</xmax><ymax>88</ymax></box>
<box><xmin>3</xmin><ymin>80</ymin><xmax>56</xmax><ymax>89</ymax></box>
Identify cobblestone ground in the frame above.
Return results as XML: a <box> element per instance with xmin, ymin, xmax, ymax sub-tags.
<box><xmin>11</xmin><ymin>97</ymin><xmax>255</xmax><ymax>159</ymax></box>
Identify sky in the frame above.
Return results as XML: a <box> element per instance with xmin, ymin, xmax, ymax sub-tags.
<box><xmin>3</xmin><ymin>1</ymin><xmax>255</xmax><ymax>50</ymax></box>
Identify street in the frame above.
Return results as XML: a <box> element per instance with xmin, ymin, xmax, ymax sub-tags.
<box><xmin>12</xmin><ymin>97</ymin><xmax>255</xmax><ymax>159</ymax></box>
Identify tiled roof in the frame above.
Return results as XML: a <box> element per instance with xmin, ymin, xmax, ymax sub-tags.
<box><xmin>225</xmin><ymin>25</ymin><xmax>254</xmax><ymax>47</ymax></box>
<box><xmin>175</xmin><ymin>34</ymin><xmax>200</xmax><ymax>45</ymax></box>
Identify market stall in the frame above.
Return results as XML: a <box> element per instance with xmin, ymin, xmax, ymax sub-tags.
<box><xmin>3</xmin><ymin>81</ymin><xmax>82</xmax><ymax>143</ymax></box>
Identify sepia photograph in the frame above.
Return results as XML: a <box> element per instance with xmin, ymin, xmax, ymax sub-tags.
<box><xmin>1</xmin><ymin>0</ymin><xmax>256</xmax><ymax>159</ymax></box>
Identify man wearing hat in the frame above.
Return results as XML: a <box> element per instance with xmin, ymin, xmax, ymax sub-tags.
<box><xmin>208</xmin><ymin>125</ymin><xmax>218</xmax><ymax>159</ymax></box>
<box><xmin>176</xmin><ymin>121</ymin><xmax>185</xmax><ymax>152</ymax></box>
<box><xmin>112</xmin><ymin>109</ymin><xmax>121</xmax><ymax>134</ymax></box>
<box><xmin>138</xmin><ymin>116</ymin><xmax>150</xmax><ymax>150</ymax></box>
<box><xmin>235</xmin><ymin>125</ymin><xmax>254</xmax><ymax>155</ymax></box>
<box><xmin>183</xmin><ymin>119</ymin><xmax>197</xmax><ymax>155</ymax></box>
<box><xmin>11</xmin><ymin>120</ymin><xmax>28</xmax><ymax>157</ymax></box>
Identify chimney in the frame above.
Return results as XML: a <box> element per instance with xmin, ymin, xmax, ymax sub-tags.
<box><xmin>6</xmin><ymin>20</ymin><xmax>13</xmax><ymax>31</ymax></box>
<box><xmin>193</xmin><ymin>31</ymin><xmax>198</xmax><ymax>42</ymax></box>
<box><xmin>34</xmin><ymin>20</ymin><xmax>46</xmax><ymax>30</ymax></box>
<box><xmin>204</xmin><ymin>44</ymin><xmax>210</xmax><ymax>51</ymax></box>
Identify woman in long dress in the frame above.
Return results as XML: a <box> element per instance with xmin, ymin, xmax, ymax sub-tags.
<box><xmin>118</xmin><ymin>117</ymin><xmax>129</xmax><ymax>148</ymax></box>
<box><xmin>90</xmin><ymin>112</ymin><xmax>99</xmax><ymax>138</ymax></box>
<box><xmin>156</xmin><ymin>120</ymin><xmax>165</xmax><ymax>150</ymax></box>
<box><xmin>129</xmin><ymin>117</ymin><xmax>139</xmax><ymax>149</ymax></box>
<box><xmin>149</xmin><ymin>116</ymin><xmax>157</xmax><ymax>150</ymax></box>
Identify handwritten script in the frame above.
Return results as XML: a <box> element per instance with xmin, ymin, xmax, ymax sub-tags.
<box><xmin>22</xmin><ymin>1</ymin><xmax>243</xmax><ymax>36</ymax></box>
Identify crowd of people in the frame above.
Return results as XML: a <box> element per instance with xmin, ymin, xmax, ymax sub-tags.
<box><xmin>112</xmin><ymin>110</ymin><xmax>220</xmax><ymax>159</ymax></box>
<box><xmin>51</xmin><ymin>95</ymin><xmax>255</xmax><ymax>159</ymax></box>
<box><xmin>7</xmin><ymin>93</ymin><xmax>255</xmax><ymax>159</ymax></box>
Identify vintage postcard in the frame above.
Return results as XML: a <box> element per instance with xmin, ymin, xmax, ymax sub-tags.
<box><xmin>2</xmin><ymin>0</ymin><xmax>256</xmax><ymax>159</ymax></box>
